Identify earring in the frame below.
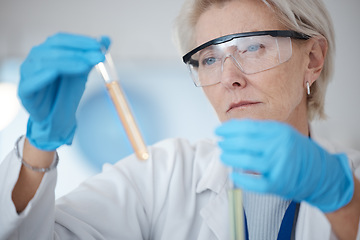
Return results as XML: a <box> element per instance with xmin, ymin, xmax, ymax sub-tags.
<box><xmin>306</xmin><ymin>81</ymin><xmax>311</xmax><ymax>95</ymax></box>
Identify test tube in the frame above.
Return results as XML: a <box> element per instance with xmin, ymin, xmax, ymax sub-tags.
<box><xmin>95</xmin><ymin>53</ymin><xmax>149</xmax><ymax>160</ymax></box>
<box><xmin>228</xmin><ymin>187</ymin><xmax>245</xmax><ymax>240</ymax></box>
<box><xmin>228</xmin><ymin>172</ymin><xmax>245</xmax><ymax>240</ymax></box>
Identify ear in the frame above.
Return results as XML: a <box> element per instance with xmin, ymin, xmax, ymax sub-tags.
<box><xmin>304</xmin><ymin>36</ymin><xmax>328</xmax><ymax>88</ymax></box>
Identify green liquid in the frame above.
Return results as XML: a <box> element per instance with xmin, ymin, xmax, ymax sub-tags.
<box><xmin>228</xmin><ymin>189</ymin><xmax>245</xmax><ymax>240</ymax></box>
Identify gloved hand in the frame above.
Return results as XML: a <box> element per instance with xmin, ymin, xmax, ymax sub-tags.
<box><xmin>18</xmin><ymin>32</ymin><xmax>111</xmax><ymax>150</ymax></box>
<box><xmin>216</xmin><ymin>119</ymin><xmax>354</xmax><ymax>213</ymax></box>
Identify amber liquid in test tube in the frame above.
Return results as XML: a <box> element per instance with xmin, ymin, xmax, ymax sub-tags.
<box><xmin>95</xmin><ymin>53</ymin><xmax>149</xmax><ymax>160</ymax></box>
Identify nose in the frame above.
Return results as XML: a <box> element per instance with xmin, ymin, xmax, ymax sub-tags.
<box><xmin>220</xmin><ymin>55</ymin><xmax>247</xmax><ymax>89</ymax></box>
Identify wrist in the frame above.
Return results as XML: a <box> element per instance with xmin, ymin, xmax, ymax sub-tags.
<box><xmin>333</xmin><ymin>153</ymin><xmax>355</xmax><ymax>209</ymax></box>
<box><xmin>325</xmin><ymin>175</ymin><xmax>360</xmax><ymax>240</ymax></box>
<box><xmin>17</xmin><ymin>136</ymin><xmax>59</xmax><ymax>172</ymax></box>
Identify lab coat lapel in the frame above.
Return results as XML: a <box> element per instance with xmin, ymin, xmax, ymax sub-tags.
<box><xmin>199</xmin><ymin>187</ymin><xmax>230</xmax><ymax>240</ymax></box>
<box><xmin>197</xmin><ymin>150</ymin><xmax>230</xmax><ymax>240</ymax></box>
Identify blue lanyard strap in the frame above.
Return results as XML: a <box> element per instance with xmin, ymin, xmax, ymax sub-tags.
<box><xmin>244</xmin><ymin>201</ymin><xmax>300</xmax><ymax>240</ymax></box>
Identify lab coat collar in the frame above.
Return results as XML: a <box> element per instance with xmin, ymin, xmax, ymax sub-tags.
<box><xmin>196</xmin><ymin>147</ymin><xmax>229</xmax><ymax>194</ymax></box>
<box><xmin>196</xmin><ymin>146</ymin><xmax>231</xmax><ymax>240</ymax></box>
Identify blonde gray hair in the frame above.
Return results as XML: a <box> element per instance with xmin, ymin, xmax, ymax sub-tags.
<box><xmin>173</xmin><ymin>0</ymin><xmax>335</xmax><ymax>121</ymax></box>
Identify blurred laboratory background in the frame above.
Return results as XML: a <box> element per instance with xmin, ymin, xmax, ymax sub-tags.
<box><xmin>0</xmin><ymin>0</ymin><xmax>359</xmax><ymax>198</ymax></box>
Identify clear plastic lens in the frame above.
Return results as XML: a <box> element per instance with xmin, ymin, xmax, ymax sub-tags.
<box><xmin>187</xmin><ymin>35</ymin><xmax>292</xmax><ymax>87</ymax></box>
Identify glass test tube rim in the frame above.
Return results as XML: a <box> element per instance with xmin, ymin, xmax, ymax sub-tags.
<box><xmin>95</xmin><ymin>53</ymin><xmax>149</xmax><ymax>160</ymax></box>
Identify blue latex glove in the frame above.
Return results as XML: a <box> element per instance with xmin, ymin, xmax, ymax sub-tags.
<box><xmin>216</xmin><ymin>119</ymin><xmax>354</xmax><ymax>213</ymax></box>
<box><xmin>18</xmin><ymin>33</ymin><xmax>111</xmax><ymax>150</ymax></box>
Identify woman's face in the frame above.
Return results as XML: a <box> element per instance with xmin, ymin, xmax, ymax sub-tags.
<box><xmin>195</xmin><ymin>0</ymin><xmax>309</xmax><ymax>130</ymax></box>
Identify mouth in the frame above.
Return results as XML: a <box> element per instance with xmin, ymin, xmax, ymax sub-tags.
<box><xmin>227</xmin><ymin>101</ymin><xmax>261</xmax><ymax>113</ymax></box>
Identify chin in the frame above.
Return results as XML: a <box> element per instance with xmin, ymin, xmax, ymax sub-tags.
<box><xmin>221</xmin><ymin>109</ymin><xmax>270</xmax><ymax>121</ymax></box>
<box><xmin>220</xmin><ymin>114</ymin><xmax>265</xmax><ymax>122</ymax></box>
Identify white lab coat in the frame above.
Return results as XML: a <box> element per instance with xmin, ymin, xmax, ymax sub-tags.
<box><xmin>0</xmin><ymin>134</ymin><xmax>359</xmax><ymax>240</ymax></box>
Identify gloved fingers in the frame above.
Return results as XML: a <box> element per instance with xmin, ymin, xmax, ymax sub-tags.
<box><xmin>216</xmin><ymin>121</ymin><xmax>275</xmax><ymax>158</ymax></box>
<box><xmin>217</xmin><ymin>120</ymin><xmax>304</xmax><ymax>158</ymax></box>
<box><xmin>19</xmin><ymin>67</ymin><xmax>54</xmax><ymax>95</ymax></box>
<box><xmin>19</xmin><ymin>68</ymin><xmax>87</xmax><ymax>110</ymax></box>
<box><xmin>216</xmin><ymin>120</ymin><xmax>284</xmax><ymax>157</ymax></box>
<box><xmin>20</xmin><ymin>49</ymin><xmax>104</xmax><ymax>94</ymax></box>
<box><xmin>231</xmin><ymin>171</ymin><xmax>270</xmax><ymax>193</ymax></box>
<box><xmin>217</xmin><ymin>135</ymin><xmax>269</xmax><ymax>153</ymax></box>
<box><xmin>216</xmin><ymin>121</ymin><xmax>286</xmax><ymax>168</ymax></box>
<box><xmin>215</xmin><ymin>119</ymin><xmax>281</xmax><ymax>137</ymax></box>
<box><xmin>19</xmin><ymin>61</ymin><xmax>89</xmax><ymax>97</ymax></box>
<box><xmin>25</xmin><ymin>45</ymin><xmax>105</xmax><ymax>67</ymax></box>
<box><xmin>28</xmin><ymin>54</ymin><xmax>101</xmax><ymax>73</ymax></box>
<box><xmin>222</xmin><ymin>148</ymin><xmax>294</xmax><ymax>194</ymax></box>
<box><xmin>44</xmin><ymin>32</ymin><xmax>107</xmax><ymax>51</ymax></box>
<box><xmin>216</xmin><ymin>119</ymin><xmax>259</xmax><ymax>137</ymax></box>
<box><xmin>99</xmin><ymin>35</ymin><xmax>111</xmax><ymax>51</ymax></box>
<box><xmin>23</xmin><ymin>72</ymin><xmax>88</xmax><ymax>122</ymax></box>
<box><xmin>221</xmin><ymin>152</ymin><xmax>270</xmax><ymax>174</ymax></box>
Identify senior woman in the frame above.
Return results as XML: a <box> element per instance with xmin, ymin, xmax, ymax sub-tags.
<box><xmin>0</xmin><ymin>0</ymin><xmax>359</xmax><ymax>239</ymax></box>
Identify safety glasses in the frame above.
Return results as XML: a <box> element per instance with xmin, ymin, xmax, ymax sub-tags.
<box><xmin>182</xmin><ymin>30</ymin><xmax>310</xmax><ymax>87</ymax></box>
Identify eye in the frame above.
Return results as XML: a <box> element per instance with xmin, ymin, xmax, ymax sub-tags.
<box><xmin>202</xmin><ymin>57</ymin><xmax>217</xmax><ymax>66</ymax></box>
<box><xmin>247</xmin><ymin>44</ymin><xmax>261</xmax><ymax>52</ymax></box>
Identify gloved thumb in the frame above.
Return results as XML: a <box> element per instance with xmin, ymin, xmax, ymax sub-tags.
<box><xmin>99</xmin><ymin>35</ymin><xmax>111</xmax><ymax>51</ymax></box>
